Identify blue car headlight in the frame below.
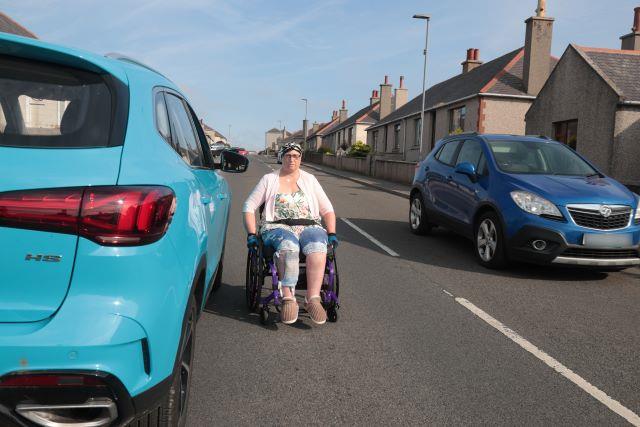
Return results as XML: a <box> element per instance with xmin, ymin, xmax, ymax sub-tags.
<box><xmin>635</xmin><ymin>195</ymin><xmax>640</xmax><ymax>222</ymax></box>
<box><xmin>510</xmin><ymin>191</ymin><xmax>562</xmax><ymax>218</ymax></box>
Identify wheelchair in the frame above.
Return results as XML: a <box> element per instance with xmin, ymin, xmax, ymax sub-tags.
<box><xmin>245</xmin><ymin>233</ymin><xmax>340</xmax><ymax>325</ymax></box>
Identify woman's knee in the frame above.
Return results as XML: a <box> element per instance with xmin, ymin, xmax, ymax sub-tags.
<box><xmin>300</xmin><ymin>228</ymin><xmax>328</xmax><ymax>255</ymax></box>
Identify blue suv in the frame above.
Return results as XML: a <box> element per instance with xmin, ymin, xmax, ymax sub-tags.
<box><xmin>0</xmin><ymin>34</ymin><xmax>247</xmax><ymax>426</ymax></box>
<box><xmin>410</xmin><ymin>134</ymin><xmax>640</xmax><ymax>270</ymax></box>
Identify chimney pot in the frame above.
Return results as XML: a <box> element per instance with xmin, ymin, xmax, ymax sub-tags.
<box><xmin>341</xmin><ymin>99</ymin><xmax>346</xmax><ymax>109</ymax></box>
<box><xmin>384</xmin><ymin>75</ymin><xmax>389</xmax><ymax>84</ymax></box>
<box><xmin>466</xmin><ymin>48</ymin><xmax>474</xmax><ymax>60</ymax></box>
<box><xmin>399</xmin><ymin>76</ymin><xmax>405</xmax><ymax>88</ymax></box>
<box><xmin>473</xmin><ymin>48</ymin><xmax>480</xmax><ymax>60</ymax></box>
<box><xmin>633</xmin><ymin>7</ymin><xmax>640</xmax><ymax>32</ymax></box>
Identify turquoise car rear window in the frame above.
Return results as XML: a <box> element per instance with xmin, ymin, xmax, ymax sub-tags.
<box><xmin>0</xmin><ymin>56</ymin><xmax>113</xmax><ymax>148</ymax></box>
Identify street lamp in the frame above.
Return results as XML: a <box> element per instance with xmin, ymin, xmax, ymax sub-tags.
<box><xmin>301</xmin><ymin>98</ymin><xmax>308</xmax><ymax>150</ymax></box>
<box><xmin>413</xmin><ymin>14</ymin><xmax>431</xmax><ymax>158</ymax></box>
<box><xmin>301</xmin><ymin>98</ymin><xmax>308</xmax><ymax>121</ymax></box>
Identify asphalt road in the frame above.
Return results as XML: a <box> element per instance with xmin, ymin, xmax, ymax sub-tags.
<box><xmin>187</xmin><ymin>155</ymin><xmax>640</xmax><ymax>426</ymax></box>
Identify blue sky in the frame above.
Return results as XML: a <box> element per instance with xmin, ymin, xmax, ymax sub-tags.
<box><xmin>4</xmin><ymin>0</ymin><xmax>639</xmax><ymax>150</ymax></box>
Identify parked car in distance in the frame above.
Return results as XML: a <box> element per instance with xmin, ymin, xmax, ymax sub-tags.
<box><xmin>210</xmin><ymin>142</ymin><xmax>227</xmax><ymax>158</ymax></box>
<box><xmin>0</xmin><ymin>33</ymin><xmax>248</xmax><ymax>427</ymax></box>
<box><xmin>410</xmin><ymin>133</ymin><xmax>640</xmax><ymax>270</ymax></box>
<box><xmin>229</xmin><ymin>147</ymin><xmax>248</xmax><ymax>156</ymax></box>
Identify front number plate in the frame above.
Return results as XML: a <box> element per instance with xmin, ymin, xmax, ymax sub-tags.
<box><xmin>582</xmin><ymin>233</ymin><xmax>633</xmax><ymax>249</ymax></box>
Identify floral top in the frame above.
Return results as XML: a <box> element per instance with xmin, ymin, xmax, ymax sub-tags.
<box><xmin>260</xmin><ymin>189</ymin><xmax>323</xmax><ymax>236</ymax></box>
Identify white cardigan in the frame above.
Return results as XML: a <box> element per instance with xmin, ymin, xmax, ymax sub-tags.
<box><xmin>242</xmin><ymin>169</ymin><xmax>334</xmax><ymax>221</ymax></box>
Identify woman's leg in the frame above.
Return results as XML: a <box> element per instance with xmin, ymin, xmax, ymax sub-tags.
<box><xmin>299</xmin><ymin>227</ymin><xmax>328</xmax><ymax>298</ymax></box>
<box><xmin>262</xmin><ymin>228</ymin><xmax>300</xmax><ymax>298</ymax></box>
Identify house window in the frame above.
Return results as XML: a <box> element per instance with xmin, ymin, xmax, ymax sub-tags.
<box><xmin>393</xmin><ymin>123</ymin><xmax>401</xmax><ymax>151</ymax></box>
<box><xmin>414</xmin><ymin>118</ymin><xmax>421</xmax><ymax>147</ymax></box>
<box><xmin>373</xmin><ymin>130</ymin><xmax>378</xmax><ymax>151</ymax></box>
<box><xmin>348</xmin><ymin>127</ymin><xmax>353</xmax><ymax>146</ymax></box>
<box><xmin>553</xmin><ymin>120</ymin><xmax>578</xmax><ymax>150</ymax></box>
<box><xmin>449</xmin><ymin>106</ymin><xmax>466</xmax><ymax>134</ymax></box>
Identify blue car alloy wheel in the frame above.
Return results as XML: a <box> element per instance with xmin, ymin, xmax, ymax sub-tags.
<box><xmin>0</xmin><ymin>33</ymin><xmax>248</xmax><ymax>426</ymax></box>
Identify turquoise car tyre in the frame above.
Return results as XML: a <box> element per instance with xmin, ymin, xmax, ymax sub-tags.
<box><xmin>160</xmin><ymin>294</ymin><xmax>196</xmax><ymax>427</ymax></box>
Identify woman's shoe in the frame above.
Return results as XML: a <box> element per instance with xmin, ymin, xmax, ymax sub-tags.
<box><xmin>281</xmin><ymin>297</ymin><xmax>299</xmax><ymax>324</ymax></box>
<box><xmin>304</xmin><ymin>296</ymin><xmax>326</xmax><ymax>325</ymax></box>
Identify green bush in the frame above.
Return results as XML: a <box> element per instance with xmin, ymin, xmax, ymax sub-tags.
<box><xmin>317</xmin><ymin>146</ymin><xmax>334</xmax><ymax>154</ymax></box>
<box><xmin>347</xmin><ymin>141</ymin><xmax>371</xmax><ymax>157</ymax></box>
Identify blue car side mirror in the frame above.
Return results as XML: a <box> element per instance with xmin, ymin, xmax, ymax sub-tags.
<box><xmin>455</xmin><ymin>162</ymin><xmax>477</xmax><ymax>182</ymax></box>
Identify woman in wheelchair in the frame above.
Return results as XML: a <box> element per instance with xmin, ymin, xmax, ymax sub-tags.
<box><xmin>243</xmin><ymin>142</ymin><xmax>338</xmax><ymax>325</ymax></box>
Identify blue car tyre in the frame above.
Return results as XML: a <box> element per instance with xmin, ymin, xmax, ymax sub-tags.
<box><xmin>409</xmin><ymin>193</ymin><xmax>432</xmax><ymax>235</ymax></box>
<box><xmin>474</xmin><ymin>211</ymin><xmax>508</xmax><ymax>269</ymax></box>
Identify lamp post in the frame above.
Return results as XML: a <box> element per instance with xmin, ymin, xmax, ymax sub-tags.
<box><xmin>301</xmin><ymin>98</ymin><xmax>308</xmax><ymax>150</ymax></box>
<box><xmin>413</xmin><ymin>14</ymin><xmax>431</xmax><ymax>157</ymax></box>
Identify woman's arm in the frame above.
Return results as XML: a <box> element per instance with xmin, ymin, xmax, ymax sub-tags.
<box><xmin>242</xmin><ymin>175</ymin><xmax>268</xmax><ymax>234</ymax></box>
<box><xmin>322</xmin><ymin>211</ymin><xmax>336</xmax><ymax>234</ymax></box>
<box><xmin>244</xmin><ymin>212</ymin><xmax>257</xmax><ymax>234</ymax></box>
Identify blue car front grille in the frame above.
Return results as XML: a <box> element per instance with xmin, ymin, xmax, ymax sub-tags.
<box><xmin>567</xmin><ymin>207</ymin><xmax>631</xmax><ymax>230</ymax></box>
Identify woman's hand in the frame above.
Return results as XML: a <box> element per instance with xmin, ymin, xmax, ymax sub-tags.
<box><xmin>328</xmin><ymin>233</ymin><xmax>339</xmax><ymax>248</ymax></box>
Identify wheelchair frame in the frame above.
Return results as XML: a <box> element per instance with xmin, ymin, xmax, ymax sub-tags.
<box><xmin>245</xmin><ymin>236</ymin><xmax>340</xmax><ymax>324</ymax></box>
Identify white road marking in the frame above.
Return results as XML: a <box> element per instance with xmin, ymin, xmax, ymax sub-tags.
<box><xmin>442</xmin><ymin>289</ymin><xmax>454</xmax><ymax>297</ymax></box>
<box><xmin>455</xmin><ymin>297</ymin><xmax>640</xmax><ymax>426</ymax></box>
<box><xmin>341</xmin><ymin>218</ymin><xmax>399</xmax><ymax>257</ymax></box>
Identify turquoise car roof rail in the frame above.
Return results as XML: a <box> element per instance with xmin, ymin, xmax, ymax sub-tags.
<box><xmin>105</xmin><ymin>52</ymin><xmax>169</xmax><ymax>80</ymax></box>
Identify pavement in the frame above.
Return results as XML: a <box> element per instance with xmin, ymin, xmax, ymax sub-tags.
<box><xmin>187</xmin><ymin>154</ymin><xmax>640</xmax><ymax>426</ymax></box>
<box><xmin>301</xmin><ymin>160</ymin><xmax>411</xmax><ymax>199</ymax></box>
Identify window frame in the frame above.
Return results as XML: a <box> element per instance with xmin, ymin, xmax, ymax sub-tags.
<box><xmin>158</xmin><ymin>87</ymin><xmax>211</xmax><ymax>169</ymax></box>
<box><xmin>393</xmin><ymin>123</ymin><xmax>401</xmax><ymax>151</ymax></box>
<box><xmin>435</xmin><ymin>139</ymin><xmax>463</xmax><ymax>166</ymax></box>
<box><xmin>553</xmin><ymin>119</ymin><xmax>578</xmax><ymax>150</ymax></box>
<box><xmin>449</xmin><ymin>105</ymin><xmax>467</xmax><ymax>134</ymax></box>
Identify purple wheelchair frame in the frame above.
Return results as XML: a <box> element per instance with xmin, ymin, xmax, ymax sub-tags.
<box><xmin>256</xmin><ymin>242</ymin><xmax>339</xmax><ymax>312</ymax></box>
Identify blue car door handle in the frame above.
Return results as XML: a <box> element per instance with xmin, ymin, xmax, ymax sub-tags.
<box><xmin>201</xmin><ymin>195</ymin><xmax>212</xmax><ymax>205</ymax></box>
<box><xmin>446</xmin><ymin>175</ymin><xmax>453</xmax><ymax>182</ymax></box>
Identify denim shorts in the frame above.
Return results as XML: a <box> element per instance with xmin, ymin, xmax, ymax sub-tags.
<box><xmin>261</xmin><ymin>226</ymin><xmax>328</xmax><ymax>256</ymax></box>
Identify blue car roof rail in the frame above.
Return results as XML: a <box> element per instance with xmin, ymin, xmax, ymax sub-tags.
<box><xmin>105</xmin><ymin>52</ymin><xmax>168</xmax><ymax>78</ymax></box>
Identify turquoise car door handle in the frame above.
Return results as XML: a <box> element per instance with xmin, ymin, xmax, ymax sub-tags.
<box><xmin>201</xmin><ymin>195</ymin><xmax>212</xmax><ymax>205</ymax></box>
<box><xmin>217</xmin><ymin>193</ymin><xmax>228</xmax><ymax>200</ymax></box>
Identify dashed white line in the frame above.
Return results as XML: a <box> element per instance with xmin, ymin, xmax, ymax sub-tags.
<box><xmin>455</xmin><ymin>297</ymin><xmax>640</xmax><ymax>426</ymax></box>
<box><xmin>442</xmin><ymin>289</ymin><xmax>454</xmax><ymax>297</ymax></box>
<box><xmin>341</xmin><ymin>218</ymin><xmax>399</xmax><ymax>257</ymax></box>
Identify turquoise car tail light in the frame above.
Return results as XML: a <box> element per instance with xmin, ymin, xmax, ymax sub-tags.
<box><xmin>0</xmin><ymin>186</ymin><xmax>175</xmax><ymax>246</ymax></box>
<box><xmin>80</xmin><ymin>186</ymin><xmax>176</xmax><ymax>246</ymax></box>
<box><xmin>0</xmin><ymin>188</ymin><xmax>83</xmax><ymax>234</ymax></box>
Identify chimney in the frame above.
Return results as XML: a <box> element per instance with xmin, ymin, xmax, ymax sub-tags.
<box><xmin>461</xmin><ymin>48</ymin><xmax>483</xmax><ymax>73</ymax></box>
<box><xmin>312</xmin><ymin>122</ymin><xmax>320</xmax><ymax>133</ymax></box>
<box><xmin>620</xmin><ymin>7</ymin><xmax>640</xmax><ymax>50</ymax></box>
<box><xmin>379</xmin><ymin>75</ymin><xmax>393</xmax><ymax>120</ymax></box>
<box><xmin>332</xmin><ymin>110</ymin><xmax>338</xmax><ymax>121</ymax></box>
<box><xmin>370</xmin><ymin>89</ymin><xmax>380</xmax><ymax>106</ymax></box>
<box><xmin>339</xmin><ymin>100</ymin><xmax>348</xmax><ymax>123</ymax></box>
<box><xmin>393</xmin><ymin>76</ymin><xmax>408</xmax><ymax>110</ymax></box>
<box><xmin>523</xmin><ymin>0</ymin><xmax>554</xmax><ymax>95</ymax></box>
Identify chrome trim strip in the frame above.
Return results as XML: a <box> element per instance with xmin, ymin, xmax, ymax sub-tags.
<box><xmin>552</xmin><ymin>256</ymin><xmax>640</xmax><ymax>266</ymax></box>
<box><xmin>16</xmin><ymin>398</ymin><xmax>117</xmax><ymax>427</ymax></box>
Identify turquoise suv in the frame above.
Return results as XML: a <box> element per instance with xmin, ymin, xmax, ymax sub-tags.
<box><xmin>0</xmin><ymin>33</ymin><xmax>247</xmax><ymax>426</ymax></box>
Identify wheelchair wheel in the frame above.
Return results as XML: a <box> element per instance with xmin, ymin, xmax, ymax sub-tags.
<box><xmin>323</xmin><ymin>246</ymin><xmax>340</xmax><ymax>323</ymax></box>
<box><xmin>245</xmin><ymin>248</ymin><xmax>260</xmax><ymax>311</ymax></box>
